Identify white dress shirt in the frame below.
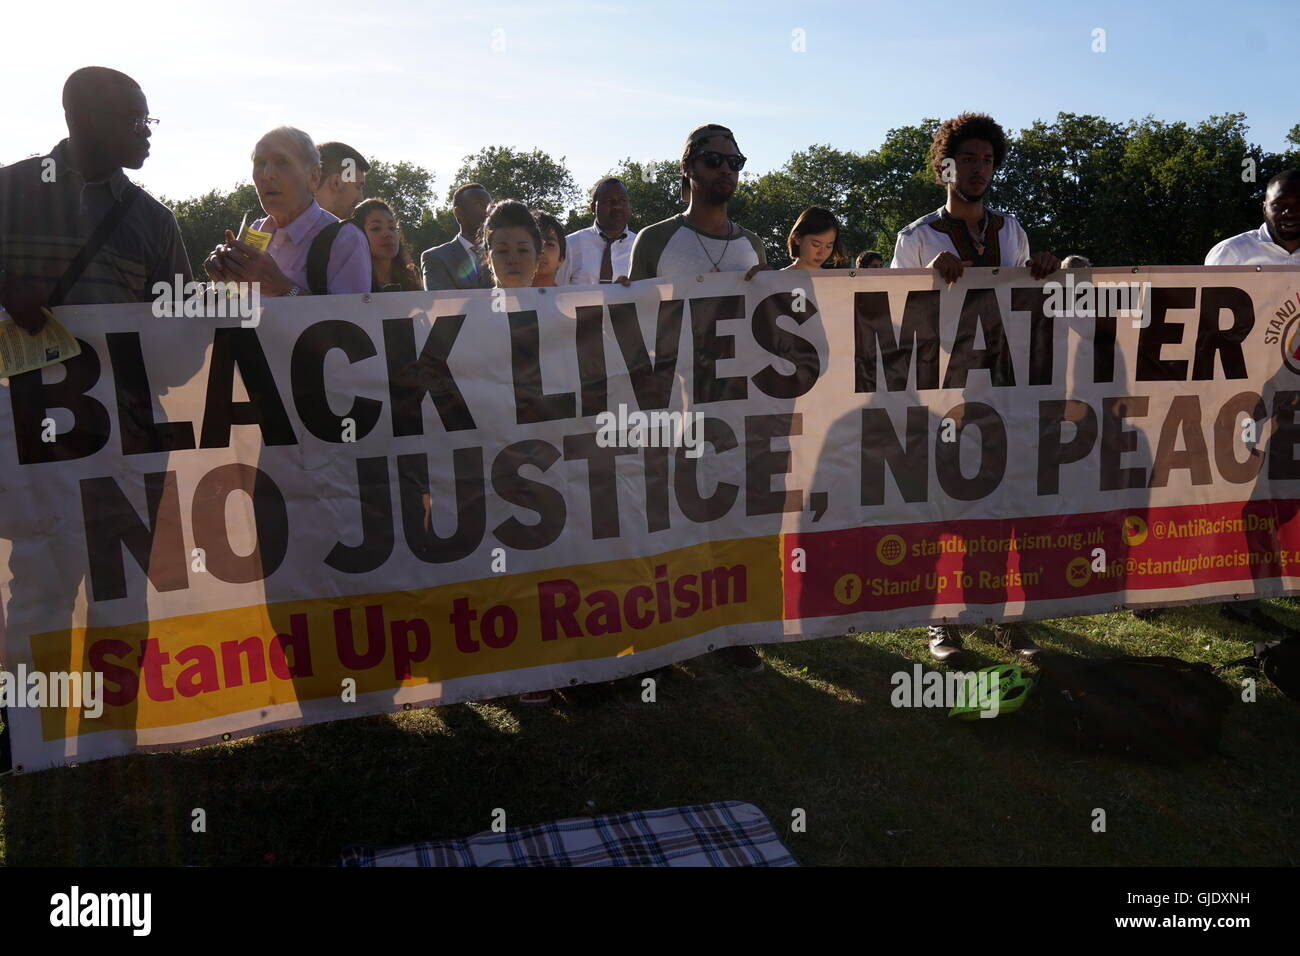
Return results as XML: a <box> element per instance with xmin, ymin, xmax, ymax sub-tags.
<box><xmin>1205</xmin><ymin>223</ymin><xmax>1300</xmax><ymax>266</ymax></box>
<box><xmin>457</xmin><ymin>233</ymin><xmax>480</xmax><ymax>259</ymax></box>
<box><xmin>560</xmin><ymin>223</ymin><xmax>638</xmax><ymax>285</ymax></box>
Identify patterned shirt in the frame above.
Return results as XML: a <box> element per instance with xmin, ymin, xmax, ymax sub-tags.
<box><xmin>0</xmin><ymin>139</ymin><xmax>191</xmax><ymax>304</ymax></box>
<box><xmin>891</xmin><ymin>207</ymin><xmax>1031</xmax><ymax>270</ymax></box>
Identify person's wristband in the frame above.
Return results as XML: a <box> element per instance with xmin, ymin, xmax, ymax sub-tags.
<box><xmin>284</xmin><ymin>284</ymin><xmax>304</xmax><ymax>297</ymax></box>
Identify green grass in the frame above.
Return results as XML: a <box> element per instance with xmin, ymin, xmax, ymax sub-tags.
<box><xmin>2</xmin><ymin>602</ymin><xmax>1298</xmax><ymax>866</ymax></box>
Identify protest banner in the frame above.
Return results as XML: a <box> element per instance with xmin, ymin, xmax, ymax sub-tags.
<box><xmin>3</xmin><ymin>265</ymin><xmax>1299</xmax><ymax>770</ymax></box>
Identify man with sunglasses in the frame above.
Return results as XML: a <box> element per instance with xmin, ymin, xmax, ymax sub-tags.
<box><xmin>0</xmin><ymin>66</ymin><xmax>191</xmax><ymax>334</ymax></box>
<box><xmin>627</xmin><ymin>124</ymin><xmax>768</xmax><ymax>675</ymax></box>
<box><xmin>627</xmin><ymin>124</ymin><xmax>768</xmax><ymax>282</ymax></box>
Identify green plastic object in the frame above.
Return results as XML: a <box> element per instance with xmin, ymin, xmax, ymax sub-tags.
<box><xmin>948</xmin><ymin>664</ymin><xmax>1035</xmax><ymax>720</ymax></box>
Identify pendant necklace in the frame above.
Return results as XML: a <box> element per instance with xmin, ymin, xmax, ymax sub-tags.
<box><xmin>693</xmin><ymin>217</ymin><xmax>734</xmax><ymax>272</ymax></box>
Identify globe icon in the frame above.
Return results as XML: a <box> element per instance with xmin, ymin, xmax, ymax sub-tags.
<box><xmin>877</xmin><ymin>534</ymin><xmax>906</xmax><ymax>566</ymax></box>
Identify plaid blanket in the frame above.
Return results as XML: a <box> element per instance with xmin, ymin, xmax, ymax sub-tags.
<box><xmin>341</xmin><ymin>800</ymin><xmax>797</xmax><ymax>867</ymax></box>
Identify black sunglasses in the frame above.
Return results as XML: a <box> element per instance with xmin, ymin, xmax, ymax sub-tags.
<box><xmin>693</xmin><ymin>150</ymin><xmax>746</xmax><ymax>172</ymax></box>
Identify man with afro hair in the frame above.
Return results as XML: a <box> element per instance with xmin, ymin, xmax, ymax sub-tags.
<box><xmin>893</xmin><ymin>113</ymin><xmax>1059</xmax><ymax>663</ymax></box>
<box><xmin>893</xmin><ymin>112</ymin><xmax>1058</xmax><ymax>283</ymax></box>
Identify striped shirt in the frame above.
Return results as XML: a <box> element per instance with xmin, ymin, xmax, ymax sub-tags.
<box><xmin>0</xmin><ymin>139</ymin><xmax>191</xmax><ymax>305</ymax></box>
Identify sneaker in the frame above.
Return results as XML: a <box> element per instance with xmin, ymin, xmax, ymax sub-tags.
<box><xmin>928</xmin><ymin>625</ymin><xmax>963</xmax><ymax>661</ymax></box>
<box><xmin>1131</xmin><ymin>607</ymin><xmax>1163</xmax><ymax>621</ymax></box>
<box><xmin>726</xmin><ymin>645</ymin><xmax>764</xmax><ymax>674</ymax></box>
<box><xmin>517</xmin><ymin>690</ymin><xmax>554</xmax><ymax>706</ymax></box>
<box><xmin>993</xmin><ymin>623</ymin><xmax>1041</xmax><ymax>660</ymax></box>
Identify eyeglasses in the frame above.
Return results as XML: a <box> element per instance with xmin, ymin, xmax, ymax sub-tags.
<box><xmin>693</xmin><ymin>150</ymin><xmax>746</xmax><ymax>172</ymax></box>
<box><xmin>130</xmin><ymin>116</ymin><xmax>160</xmax><ymax>134</ymax></box>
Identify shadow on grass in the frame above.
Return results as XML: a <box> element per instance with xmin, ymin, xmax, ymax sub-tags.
<box><xmin>2</xmin><ymin>619</ymin><xmax>1297</xmax><ymax>866</ymax></box>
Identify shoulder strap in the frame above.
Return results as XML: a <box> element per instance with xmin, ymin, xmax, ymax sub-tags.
<box><xmin>49</xmin><ymin>183</ymin><xmax>141</xmax><ymax>307</ymax></box>
<box><xmin>306</xmin><ymin>220</ymin><xmax>349</xmax><ymax>295</ymax></box>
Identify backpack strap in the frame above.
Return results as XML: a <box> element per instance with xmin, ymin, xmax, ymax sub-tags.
<box><xmin>305</xmin><ymin>220</ymin><xmax>351</xmax><ymax>295</ymax></box>
<box><xmin>1215</xmin><ymin>651</ymin><xmax>1264</xmax><ymax>674</ymax></box>
<box><xmin>49</xmin><ymin>182</ymin><xmax>142</xmax><ymax>306</ymax></box>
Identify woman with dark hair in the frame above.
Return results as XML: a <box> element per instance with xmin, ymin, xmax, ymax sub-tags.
<box><xmin>532</xmin><ymin>210</ymin><xmax>567</xmax><ymax>287</ymax></box>
<box><xmin>351</xmin><ymin>198</ymin><xmax>421</xmax><ymax>292</ymax></box>
<box><xmin>479</xmin><ymin>199</ymin><xmax>542</xmax><ymax>288</ymax></box>
<box><xmin>476</xmin><ymin>199</ymin><xmax>553</xmax><ymax>703</ymax></box>
<box><xmin>784</xmin><ymin>206</ymin><xmax>846</xmax><ymax>270</ymax></box>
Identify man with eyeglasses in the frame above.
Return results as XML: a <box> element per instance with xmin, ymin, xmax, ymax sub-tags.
<box><xmin>0</xmin><ymin>66</ymin><xmax>192</xmax><ymax>333</ymax></box>
<box><xmin>0</xmin><ymin>66</ymin><xmax>192</xmax><ymax>776</ymax></box>
<box><xmin>628</xmin><ymin>124</ymin><xmax>768</xmax><ymax>282</ymax></box>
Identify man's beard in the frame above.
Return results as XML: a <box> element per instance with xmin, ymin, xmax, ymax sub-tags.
<box><xmin>1269</xmin><ymin>219</ymin><xmax>1300</xmax><ymax>241</ymax></box>
<box><xmin>954</xmin><ymin>182</ymin><xmax>989</xmax><ymax>204</ymax></box>
<box><xmin>703</xmin><ymin>184</ymin><xmax>733</xmax><ymax>206</ymax></box>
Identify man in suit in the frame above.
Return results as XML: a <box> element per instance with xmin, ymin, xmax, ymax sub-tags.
<box><xmin>422</xmin><ymin>183</ymin><xmax>493</xmax><ymax>290</ymax></box>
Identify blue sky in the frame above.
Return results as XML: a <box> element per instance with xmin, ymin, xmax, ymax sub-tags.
<box><xmin>2</xmin><ymin>0</ymin><xmax>1294</xmax><ymax>206</ymax></box>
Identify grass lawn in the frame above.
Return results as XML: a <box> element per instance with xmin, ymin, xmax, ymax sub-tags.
<box><xmin>2</xmin><ymin>601</ymin><xmax>1298</xmax><ymax>866</ymax></box>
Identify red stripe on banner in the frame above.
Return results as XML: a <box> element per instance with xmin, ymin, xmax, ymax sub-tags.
<box><xmin>784</xmin><ymin>498</ymin><xmax>1300</xmax><ymax>619</ymax></box>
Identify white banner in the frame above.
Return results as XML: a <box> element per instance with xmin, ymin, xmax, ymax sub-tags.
<box><xmin>3</xmin><ymin>265</ymin><xmax>1300</xmax><ymax>770</ymax></box>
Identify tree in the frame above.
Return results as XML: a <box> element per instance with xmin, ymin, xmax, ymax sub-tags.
<box><xmin>998</xmin><ymin>113</ymin><xmax>1126</xmax><ymax>264</ymax></box>
<box><xmin>734</xmin><ymin>145</ymin><xmax>872</xmax><ymax>265</ymax></box>
<box><xmin>365</xmin><ymin>159</ymin><xmax>435</xmax><ymax>230</ymax></box>
<box><xmin>450</xmin><ymin>146</ymin><xmax>579</xmax><ymax>214</ymax></box>
<box><xmin>164</xmin><ymin>183</ymin><xmax>260</xmax><ymax>279</ymax></box>
<box><xmin>609</xmin><ymin>158</ymin><xmax>683</xmax><ymax>233</ymax></box>
<box><xmin>365</xmin><ymin>159</ymin><xmax>443</xmax><ymax>257</ymax></box>
<box><xmin>608</xmin><ymin>158</ymin><xmax>682</xmax><ymax>232</ymax></box>
<box><xmin>854</xmin><ymin>120</ymin><xmax>944</xmax><ymax>259</ymax></box>
<box><xmin>1106</xmin><ymin>113</ymin><xmax>1264</xmax><ymax>265</ymax></box>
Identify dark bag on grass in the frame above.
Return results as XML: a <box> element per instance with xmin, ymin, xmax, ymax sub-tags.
<box><xmin>1217</xmin><ymin>637</ymin><xmax>1300</xmax><ymax>701</ymax></box>
<box><xmin>1034</xmin><ymin>652</ymin><xmax>1233</xmax><ymax>762</ymax></box>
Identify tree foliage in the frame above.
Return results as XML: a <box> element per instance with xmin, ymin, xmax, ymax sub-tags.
<box><xmin>451</xmin><ymin>145</ymin><xmax>580</xmax><ymax>213</ymax></box>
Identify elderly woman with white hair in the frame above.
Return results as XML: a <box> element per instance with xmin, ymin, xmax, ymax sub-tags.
<box><xmin>203</xmin><ymin>125</ymin><xmax>371</xmax><ymax>296</ymax></box>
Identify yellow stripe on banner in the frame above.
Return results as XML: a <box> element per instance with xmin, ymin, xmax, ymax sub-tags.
<box><xmin>33</xmin><ymin>535</ymin><xmax>783</xmax><ymax>739</ymax></box>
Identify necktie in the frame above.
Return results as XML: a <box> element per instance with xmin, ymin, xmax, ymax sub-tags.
<box><xmin>597</xmin><ymin>231</ymin><xmax>628</xmax><ymax>283</ymax></box>
<box><xmin>600</xmin><ymin>235</ymin><xmax>616</xmax><ymax>283</ymax></box>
